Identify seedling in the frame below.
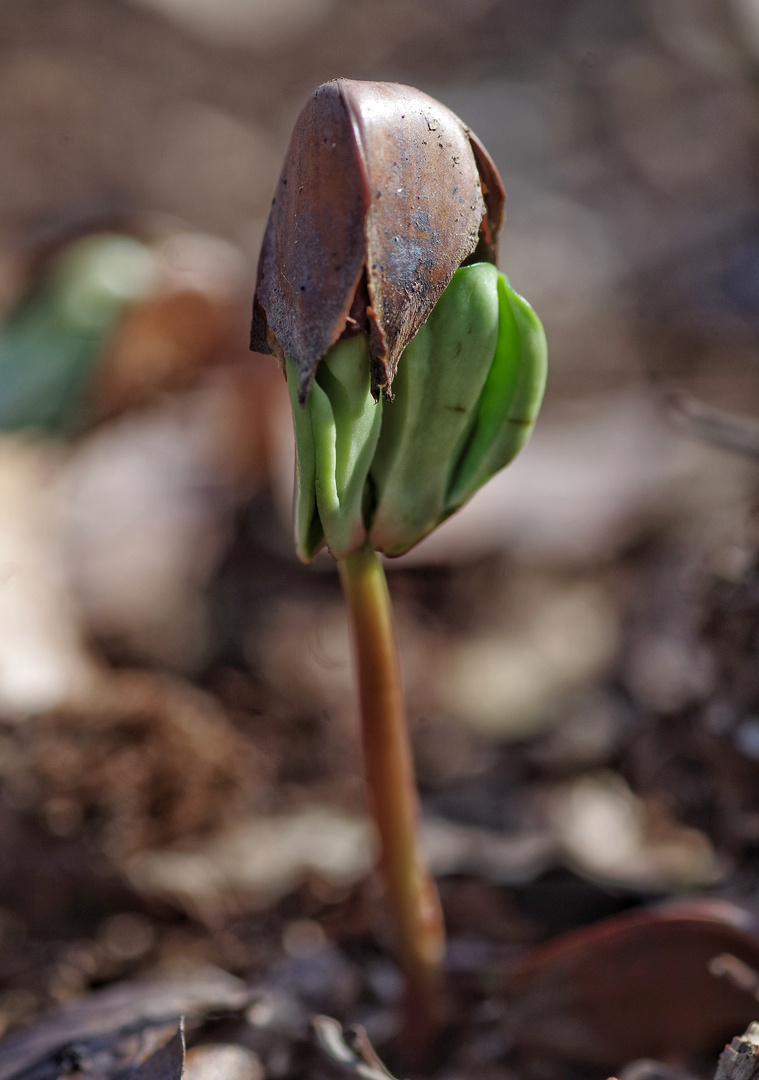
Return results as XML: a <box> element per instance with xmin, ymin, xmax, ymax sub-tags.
<box><xmin>251</xmin><ymin>79</ymin><xmax>547</xmax><ymax>1050</ymax></box>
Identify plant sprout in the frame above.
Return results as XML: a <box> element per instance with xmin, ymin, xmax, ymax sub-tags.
<box><xmin>251</xmin><ymin>79</ymin><xmax>547</xmax><ymax>1049</ymax></box>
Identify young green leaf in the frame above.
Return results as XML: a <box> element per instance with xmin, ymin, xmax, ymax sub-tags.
<box><xmin>287</xmin><ymin>264</ymin><xmax>547</xmax><ymax>561</ymax></box>
<box><xmin>368</xmin><ymin>263</ymin><xmax>500</xmax><ymax>556</ymax></box>
<box><xmin>445</xmin><ymin>274</ymin><xmax>547</xmax><ymax>511</ymax></box>
<box><xmin>288</xmin><ymin>335</ymin><xmax>382</xmax><ymax>561</ymax></box>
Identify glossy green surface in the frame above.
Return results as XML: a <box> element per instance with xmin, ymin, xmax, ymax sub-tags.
<box><xmin>288</xmin><ymin>334</ymin><xmax>382</xmax><ymax>561</ymax></box>
<box><xmin>288</xmin><ymin>263</ymin><xmax>547</xmax><ymax>561</ymax></box>
<box><xmin>369</xmin><ymin>263</ymin><xmax>500</xmax><ymax>555</ymax></box>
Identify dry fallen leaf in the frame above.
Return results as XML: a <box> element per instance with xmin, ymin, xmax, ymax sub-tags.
<box><xmin>502</xmin><ymin>898</ymin><xmax>759</xmax><ymax>1065</ymax></box>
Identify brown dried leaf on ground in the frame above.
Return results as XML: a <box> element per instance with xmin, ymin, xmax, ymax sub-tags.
<box><xmin>0</xmin><ymin>970</ymin><xmax>250</xmax><ymax>1080</ymax></box>
<box><xmin>501</xmin><ymin>898</ymin><xmax>759</xmax><ymax>1065</ymax></box>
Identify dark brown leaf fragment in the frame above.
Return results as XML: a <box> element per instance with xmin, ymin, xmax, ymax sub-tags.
<box><xmin>466</xmin><ymin>129</ymin><xmax>506</xmax><ymax>265</ymax></box>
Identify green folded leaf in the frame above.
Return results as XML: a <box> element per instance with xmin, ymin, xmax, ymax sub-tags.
<box><xmin>368</xmin><ymin>263</ymin><xmax>499</xmax><ymax>556</ymax></box>
<box><xmin>287</xmin><ymin>356</ymin><xmax>324</xmax><ymax>561</ymax></box>
<box><xmin>288</xmin><ymin>334</ymin><xmax>382</xmax><ymax>562</ymax></box>
<box><xmin>445</xmin><ymin>274</ymin><xmax>547</xmax><ymax>511</ymax></box>
<box><xmin>286</xmin><ymin>262</ymin><xmax>547</xmax><ymax>562</ymax></box>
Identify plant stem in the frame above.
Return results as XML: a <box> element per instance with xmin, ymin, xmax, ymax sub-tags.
<box><xmin>338</xmin><ymin>547</ymin><xmax>446</xmax><ymax>1050</ymax></box>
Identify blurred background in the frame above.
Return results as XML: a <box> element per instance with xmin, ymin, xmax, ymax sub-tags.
<box><xmin>0</xmin><ymin>0</ymin><xmax>758</xmax><ymax>1072</ymax></box>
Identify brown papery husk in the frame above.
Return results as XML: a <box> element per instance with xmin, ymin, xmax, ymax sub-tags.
<box><xmin>250</xmin><ymin>78</ymin><xmax>504</xmax><ymax>401</ymax></box>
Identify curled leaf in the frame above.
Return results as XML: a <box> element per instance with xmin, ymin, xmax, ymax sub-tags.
<box><xmin>368</xmin><ymin>262</ymin><xmax>501</xmax><ymax>555</ymax></box>
<box><xmin>287</xmin><ymin>335</ymin><xmax>382</xmax><ymax>562</ymax></box>
<box><xmin>288</xmin><ymin>263</ymin><xmax>546</xmax><ymax>561</ymax></box>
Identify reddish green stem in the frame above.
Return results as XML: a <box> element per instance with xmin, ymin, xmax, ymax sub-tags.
<box><xmin>338</xmin><ymin>547</ymin><xmax>446</xmax><ymax>1053</ymax></box>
